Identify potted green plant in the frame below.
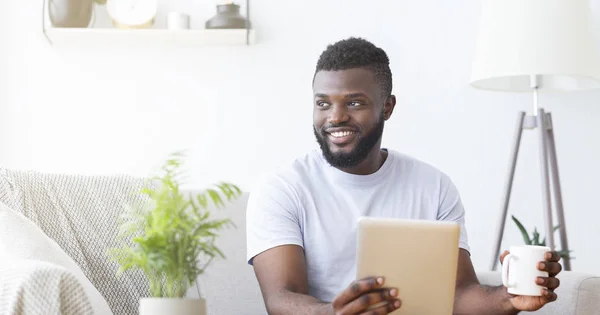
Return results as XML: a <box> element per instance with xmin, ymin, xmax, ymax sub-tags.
<box><xmin>511</xmin><ymin>215</ymin><xmax>573</xmax><ymax>260</ymax></box>
<box><xmin>108</xmin><ymin>152</ymin><xmax>242</xmax><ymax>315</ymax></box>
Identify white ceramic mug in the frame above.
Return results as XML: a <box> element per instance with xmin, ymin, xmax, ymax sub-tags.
<box><xmin>167</xmin><ymin>12</ymin><xmax>190</xmax><ymax>30</ymax></box>
<box><xmin>502</xmin><ymin>245</ymin><xmax>550</xmax><ymax>296</ymax></box>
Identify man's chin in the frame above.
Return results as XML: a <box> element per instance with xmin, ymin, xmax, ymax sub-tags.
<box><xmin>321</xmin><ymin>143</ymin><xmax>356</xmax><ymax>159</ymax></box>
<box><xmin>326</xmin><ymin>143</ymin><xmax>358</xmax><ymax>156</ymax></box>
<box><xmin>322</xmin><ymin>151</ymin><xmax>363</xmax><ymax>168</ymax></box>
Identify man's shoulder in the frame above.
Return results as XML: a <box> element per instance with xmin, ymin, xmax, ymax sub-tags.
<box><xmin>262</xmin><ymin>148</ymin><xmax>320</xmax><ymax>176</ymax></box>
<box><xmin>388</xmin><ymin>150</ymin><xmax>450</xmax><ymax>186</ymax></box>
<box><xmin>250</xmin><ymin>150</ymin><xmax>323</xmax><ymax>195</ymax></box>
<box><xmin>388</xmin><ymin>149</ymin><xmax>449</xmax><ymax>179</ymax></box>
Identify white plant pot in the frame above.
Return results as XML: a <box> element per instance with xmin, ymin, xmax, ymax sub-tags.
<box><xmin>139</xmin><ymin>297</ymin><xmax>206</xmax><ymax>315</ymax></box>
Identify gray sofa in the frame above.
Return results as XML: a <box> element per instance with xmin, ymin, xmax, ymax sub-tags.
<box><xmin>0</xmin><ymin>169</ymin><xmax>598</xmax><ymax>314</ymax></box>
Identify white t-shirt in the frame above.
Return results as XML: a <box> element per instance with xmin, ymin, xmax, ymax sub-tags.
<box><xmin>246</xmin><ymin>148</ymin><xmax>470</xmax><ymax>303</ymax></box>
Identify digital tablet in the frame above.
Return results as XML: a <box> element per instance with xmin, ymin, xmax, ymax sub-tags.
<box><xmin>356</xmin><ymin>217</ymin><xmax>460</xmax><ymax>315</ymax></box>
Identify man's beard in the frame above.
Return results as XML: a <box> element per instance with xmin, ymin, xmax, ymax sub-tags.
<box><xmin>314</xmin><ymin>116</ymin><xmax>384</xmax><ymax>169</ymax></box>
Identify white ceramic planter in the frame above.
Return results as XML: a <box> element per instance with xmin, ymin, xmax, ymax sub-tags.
<box><xmin>139</xmin><ymin>298</ymin><xmax>206</xmax><ymax>315</ymax></box>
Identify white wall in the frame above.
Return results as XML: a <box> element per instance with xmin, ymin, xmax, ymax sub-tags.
<box><xmin>3</xmin><ymin>0</ymin><xmax>600</xmax><ymax>274</ymax></box>
<box><xmin>0</xmin><ymin>0</ymin><xmax>8</xmax><ymax>159</ymax></box>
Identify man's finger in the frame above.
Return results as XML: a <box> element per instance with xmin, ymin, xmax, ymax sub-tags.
<box><xmin>544</xmin><ymin>251</ymin><xmax>561</xmax><ymax>262</ymax></box>
<box><xmin>542</xmin><ymin>289</ymin><xmax>558</xmax><ymax>302</ymax></box>
<box><xmin>536</xmin><ymin>277</ymin><xmax>560</xmax><ymax>290</ymax></box>
<box><xmin>334</xmin><ymin>277</ymin><xmax>384</xmax><ymax>307</ymax></box>
<box><xmin>343</xmin><ymin>288</ymin><xmax>398</xmax><ymax>314</ymax></box>
<box><xmin>358</xmin><ymin>299</ymin><xmax>401</xmax><ymax>315</ymax></box>
<box><xmin>499</xmin><ymin>250</ymin><xmax>510</xmax><ymax>264</ymax></box>
<box><xmin>538</xmin><ymin>261</ymin><xmax>562</xmax><ymax>277</ymax></box>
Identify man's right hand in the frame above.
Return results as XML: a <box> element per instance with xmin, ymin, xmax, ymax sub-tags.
<box><xmin>331</xmin><ymin>276</ymin><xmax>401</xmax><ymax>315</ymax></box>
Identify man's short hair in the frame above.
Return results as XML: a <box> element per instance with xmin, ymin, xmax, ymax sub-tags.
<box><xmin>314</xmin><ymin>37</ymin><xmax>393</xmax><ymax>98</ymax></box>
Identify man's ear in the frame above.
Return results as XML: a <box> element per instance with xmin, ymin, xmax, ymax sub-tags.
<box><xmin>383</xmin><ymin>95</ymin><xmax>396</xmax><ymax>121</ymax></box>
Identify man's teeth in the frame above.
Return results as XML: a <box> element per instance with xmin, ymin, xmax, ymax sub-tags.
<box><xmin>331</xmin><ymin>131</ymin><xmax>355</xmax><ymax>137</ymax></box>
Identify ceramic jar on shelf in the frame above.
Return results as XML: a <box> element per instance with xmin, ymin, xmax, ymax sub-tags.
<box><xmin>48</xmin><ymin>0</ymin><xmax>94</xmax><ymax>27</ymax></box>
<box><xmin>205</xmin><ymin>3</ymin><xmax>251</xmax><ymax>29</ymax></box>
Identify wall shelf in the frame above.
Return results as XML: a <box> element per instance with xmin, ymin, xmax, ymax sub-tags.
<box><xmin>43</xmin><ymin>27</ymin><xmax>255</xmax><ymax>47</ymax></box>
<box><xmin>42</xmin><ymin>0</ymin><xmax>254</xmax><ymax>47</ymax></box>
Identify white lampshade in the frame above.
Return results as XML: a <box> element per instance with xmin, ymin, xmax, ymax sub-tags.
<box><xmin>470</xmin><ymin>0</ymin><xmax>600</xmax><ymax>92</ymax></box>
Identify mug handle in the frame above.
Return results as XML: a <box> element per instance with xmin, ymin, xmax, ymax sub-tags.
<box><xmin>501</xmin><ymin>253</ymin><xmax>516</xmax><ymax>288</ymax></box>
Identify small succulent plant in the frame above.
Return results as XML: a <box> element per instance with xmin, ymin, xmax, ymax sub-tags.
<box><xmin>511</xmin><ymin>215</ymin><xmax>573</xmax><ymax>260</ymax></box>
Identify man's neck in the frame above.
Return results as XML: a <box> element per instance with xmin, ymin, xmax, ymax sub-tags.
<box><xmin>337</xmin><ymin>148</ymin><xmax>388</xmax><ymax>175</ymax></box>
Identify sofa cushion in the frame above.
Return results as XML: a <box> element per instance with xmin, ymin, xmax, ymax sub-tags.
<box><xmin>477</xmin><ymin>271</ymin><xmax>600</xmax><ymax>315</ymax></box>
<box><xmin>0</xmin><ymin>201</ymin><xmax>113</xmax><ymax>315</ymax></box>
<box><xmin>0</xmin><ymin>170</ymin><xmax>153</xmax><ymax>315</ymax></box>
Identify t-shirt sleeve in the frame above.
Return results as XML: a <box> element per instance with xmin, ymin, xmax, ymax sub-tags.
<box><xmin>437</xmin><ymin>174</ymin><xmax>470</xmax><ymax>253</ymax></box>
<box><xmin>246</xmin><ymin>176</ymin><xmax>304</xmax><ymax>265</ymax></box>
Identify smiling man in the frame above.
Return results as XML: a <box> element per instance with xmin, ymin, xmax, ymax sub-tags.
<box><xmin>246</xmin><ymin>37</ymin><xmax>562</xmax><ymax>315</ymax></box>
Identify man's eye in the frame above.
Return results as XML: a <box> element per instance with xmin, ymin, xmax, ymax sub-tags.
<box><xmin>316</xmin><ymin>101</ymin><xmax>330</xmax><ymax>107</ymax></box>
<box><xmin>348</xmin><ymin>101</ymin><xmax>363</xmax><ymax>106</ymax></box>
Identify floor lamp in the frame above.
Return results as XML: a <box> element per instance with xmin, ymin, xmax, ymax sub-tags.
<box><xmin>469</xmin><ymin>0</ymin><xmax>600</xmax><ymax>271</ymax></box>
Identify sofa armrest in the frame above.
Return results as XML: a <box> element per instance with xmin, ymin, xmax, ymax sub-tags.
<box><xmin>0</xmin><ymin>259</ymin><xmax>95</xmax><ymax>315</ymax></box>
<box><xmin>476</xmin><ymin>271</ymin><xmax>600</xmax><ymax>315</ymax></box>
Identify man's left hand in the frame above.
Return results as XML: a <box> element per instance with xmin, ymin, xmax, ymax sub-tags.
<box><xmin>500</xmin><ymin>250</ymin><xmax>562</xmax><ymax>312</ymax></box>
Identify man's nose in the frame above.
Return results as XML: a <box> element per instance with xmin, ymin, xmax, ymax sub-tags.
<box><xmin>327</xmin><ymin>104</ymin><xmax>349</xmax><ymax>125</ymax></box>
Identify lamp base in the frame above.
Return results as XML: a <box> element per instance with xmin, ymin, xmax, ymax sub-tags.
<box><xmin>490</xmin><ymin>108</ymin><xmax>571</xmax><ymax>271</ymax></box>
